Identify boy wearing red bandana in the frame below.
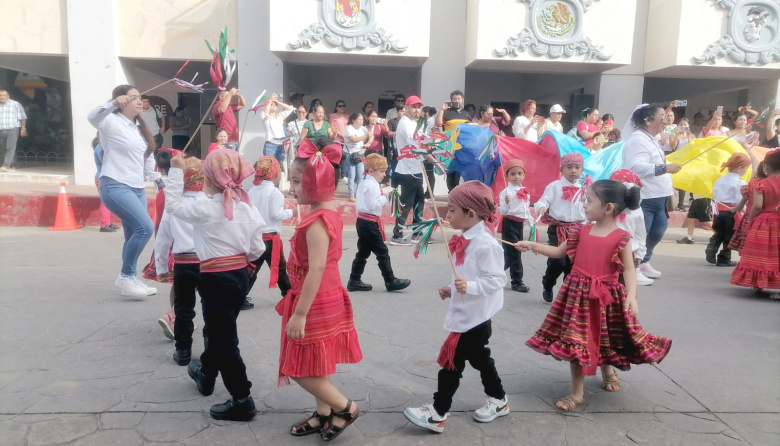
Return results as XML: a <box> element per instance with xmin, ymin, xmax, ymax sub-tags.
<box><xmin>499</xmin><ymin>159</ymin><xmax>532</xmax><ymax>293</ymax></box>
<box><xmin>404</xmin><ymin>181</ymin><xmax>508</xmax><ymax>433</ymax></box>
<box><xmin>534</xmin><ymin>152</ymin><xmax>587</xmax><ymax>302</ymax></box>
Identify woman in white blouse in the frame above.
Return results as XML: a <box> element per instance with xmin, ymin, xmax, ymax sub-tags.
<box><xmin>88</xmin><ymin>85</ymin><xmax>159</xmax><ymax>298</ymax></box>
<box><xmin>622</xmin><ymin>103</ymin><xmax>682</xmax><ymax>280</ymax></box>
<box><xmin>344</xmin><ymin>112</ymin><xmax>373</xmax><ymax>201</ymax></box>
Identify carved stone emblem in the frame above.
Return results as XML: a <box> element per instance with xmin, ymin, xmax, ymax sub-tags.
<box><xmin>694</xmin><ymin>0</ymin><xmax>780</xmax><ymax>64</ymax></box>
<box><xmin>495</xmin><ymin>0</ymin><xmax>611</xmax><ymax>61</ymax></box>
<box><xmin>289</xmin><ymin>0</ymin><xmax>407</xmax><ymax>53</ymax></box>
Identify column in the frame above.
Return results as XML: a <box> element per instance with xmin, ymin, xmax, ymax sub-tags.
<box><xmin>597</xmin><ymin>74</ymin><xmax>645</xmax><ymax>127</ymax></box>
<box><xmin>237</xmin><ymin>0</ymin><xmax>284</xmax><ymax>188</ymax></box>
<box><xmin>421</xmin><ymin>0</ymin><xmax>467</xmax><ymax>196</ymax></box>
<box><xmin>67</xmin><ymin>0</ymin><xmax>131</xmax><ymax>186</ymax></box>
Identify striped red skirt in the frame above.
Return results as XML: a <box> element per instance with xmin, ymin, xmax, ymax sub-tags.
<box><xmin>727</xmin><ymin>214</ymin><xmax>748</xmax><ymax>252</ymax></box>
<box><xmin>731</xmin><ymin>212</ymin><xmax>780</xmax><ymax>289</ymax></box>
<box><xmin>275</xmin><ymin>287</ymin><xmax>362</xmax><ymax>387</ymax></box>
<box><xmin>526</xmin><ymin>274</ymin><xmax>672</xmax><ymax>372</ymax></box>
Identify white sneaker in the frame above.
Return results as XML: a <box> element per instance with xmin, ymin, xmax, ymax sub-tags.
<box><xmin>115</xmin><ymin>274</ymin><xmax>147</xmax><ymax>297</ymax></box>
<box><xmin>639</xmin><ymin>263</ymin><xmax>661</xmax><ymax>279</ymax></box>
<box><xmin>473</xmin><ymin>396</ymin><xmax>510</xmax><ymax>423</ymax></box>
<box><xmin>133</xmin><ymin>277</ymin><xmax>158</xmax><ymax>295</ymax></box>
<box><xmin>635</xmin><ymin>269</ymin><xmax>654</xmax><ymax>286</ymax></box>
<box><xmin>403</xmin><ymin>403</ymin><xmax>448</xmax><ymax>433</ymax></box>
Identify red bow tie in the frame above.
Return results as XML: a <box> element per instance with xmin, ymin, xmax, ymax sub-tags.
<box><xmin>515</xmin><ymin>187</ymin><xmax>530</xmax><ymax>201</ymax></box>
<box><xmin>561</xmin><ymin>185</ymin><xmax>580</xmax><ymax>202</ymax></box>
<box><xmin>616</xmin><ymin>212</ymin><xmax>626</xmax><ymax>223</ymax></box>
<box><xmin>448</xmin><ymin>235</ymin><xmax>470</xmax><ymax>266</ymax></box>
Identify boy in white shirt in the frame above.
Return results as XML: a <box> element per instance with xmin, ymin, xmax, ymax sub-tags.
<box><xmin>534</xmin><ymin>152</ymin><xmax>587</xmax><ymax>302</ymax></box>
<box><xmin>404</xmin><ymin>181</ymin><xmax>508</xmax><ymax>433</ymax></box>
<box><xmin>706</xmin><ymin>153</ymin><xmax>750</xmax><ymax>266</ymax></box>
<box><xmin>247</xmin><ymin>156</ymin><xmax>298</xmax><ymax>305</ymax></box>
<box><xmin>609</xmin><ymin>169</ymin><xmax>653</xmax><ymax>286</ymax></box>
<box><xmin>348</xmin><ymin>154</ymin><xmax>411</xmax><ymax>292</ymax></box>
<box><xmin>499</xmin><ymin>159</ymin><xmax>532</xmax><ymax>293</ymax></box>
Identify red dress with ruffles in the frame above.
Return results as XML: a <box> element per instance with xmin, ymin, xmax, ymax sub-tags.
<box><xmin>276</xmin><ymin>209</ymin><xmax>362</xmax><ymax>386</ymax></box>
<box><xmin>727</xmin><ymin>179</ymin><xmax>760</xmax><ymax>252</ymax></box>
<box><xmin>731</xmin><ymin>176</ymin><xmax>780</xmax><ymax>289</ymax></box>
<box><xmin>526</xmin><ymin>225</ymin><xmax>672</xmax><ymax>375</ymax></box>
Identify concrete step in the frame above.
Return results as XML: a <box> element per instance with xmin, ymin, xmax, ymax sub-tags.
<box><xmin>0</xmin><ymin>171</ymin><xmax>75</xmax><ymax>185</ymax></box>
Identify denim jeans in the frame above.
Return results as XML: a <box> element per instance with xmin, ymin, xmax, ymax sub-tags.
<box><xmin>343</xmin><ymin>154</ymin><xmax>364</xmax><ymax>197</ymax></box>
<box><xmin>263</xmin><ymin>141</ymin><xmax>285</xmax><ymax>165</ymax></box>
<box><xmin>640</xmin><ymin>196</ymin><xmax>669</xmax><ymax>263</ymax></box>
<box><xmin>99</xmin><ymin>176</ymin><xmax>154</xmax><ymax>276</ymax></box>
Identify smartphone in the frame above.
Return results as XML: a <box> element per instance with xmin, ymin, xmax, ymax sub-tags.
<box><xmin>378</xmin><ymin>118</ymin><xmax>386</xmax><ymax>124</ymax></box>
<box><xmin>226</xmin><ymin>142</ymin><xmax>239</xmax><ymax>151</ymax></box>
<box><xmin>673</xmin><ymin>100</ymin><xmax>688</xmax><ymax>107</ymax></box>
<box><xmin>448</xmin><ymin>102</ymin><xmax>458</xmax><ymax>109</ymax></box>
<box><xmin>716</xmin><ymin>105</ymin><xmax>724</xmax><ymax>114</ymax></box>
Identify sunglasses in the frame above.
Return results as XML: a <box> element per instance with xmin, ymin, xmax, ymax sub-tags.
<box><xmin>337</xmin><ymin>104</ymin><xmax>346</xmax><ymax>108</ymax></box>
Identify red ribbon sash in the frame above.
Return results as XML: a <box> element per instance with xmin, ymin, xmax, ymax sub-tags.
<box><xmin>358</xmin><ymin>212</ymin><xmax>386</xmax><ymax>241</ymax></box>
<box><xmin>201</xmin><ymin>254</ymin><xmax>248</xmax><ymax>273</ymax></box>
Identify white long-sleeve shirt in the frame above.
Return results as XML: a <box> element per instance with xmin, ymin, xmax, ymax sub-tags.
<box><xmin>534</xmin><ymin>178</ymin><xmax>586</xmax><ymax>223</ymax></box>
<box><xmin>622</xmin><ymin>130</ymin><xmax>673</xmax><ymax>199</ymax></box>
<box><xmin>713</xmin><ymin>172</ymin><xmax>747</xmax><ymax>206</ymax></box>
<box><xmin>88</xmin><ymin>100</ymin><xmax>158</xmax><ymax>187</ymax></box>
<box><xmin>355</xmin><ymin>175</ymin><xmax>387</xmax><ymax>216</ymax></box>
<box><xmin>444</xmin><ymin>221</ymin><xmax>506</xmax><ymax>333</ymax></box>
<box><xmin>499</xmin><ymin>183</ymin><xmax>532</xmax><ymax>221</ymax></box>
<box><xmin>260</xmin><ymin>109</ymin><xmax>292</xmax><ymax>144</ymax></box>
<box><xmin>512</xmin><ymin>115</ymin><xmax>539</xmax><ymax>142</ymax></box>
<box><xmin>394</xmin><ymin>115</ymin><xmax>424</xmax><ymax>175</ymax></box>
<box><xmin>615</xmin><ymin>208</ymin><xmax>647</xmax><ymax>262</ymax></box>
<box><xmin>248</xmin><ymin>180</ymin><xmax>292</xmax><ymax>234</ymax></box>
<box><xmin>164</xmin><ymin>168</ymin><xmax>266</xmax><ymax>262</ymax></box>
<box><xmin>154</xmin><ymin>190</ymin><xmax>208</xmax><ymax>275</ymax></box>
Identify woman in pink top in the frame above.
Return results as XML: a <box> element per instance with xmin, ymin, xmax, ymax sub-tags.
<box><xmin>702</xmin><ymin>111</ymin><xmax>729</xmax><ymax>137</ymax></box>
<box><xmin>208</xmin><ymin>128</ymin><xmax>230</xmax><ymax>152</ymax></box>
<box><xmin>576</xmin><ymin>108</ymin><xmax>601</xmax><ymax>145</ymax></box>
<box><xmin>365</xmin><ymin>110</ymin><xmax>389</xmax><ymax>155</ymax></box>
<box><xmin>329</xmin><ymin>100</ymin><xmax>349</xmax><ymax>144</ymax></box>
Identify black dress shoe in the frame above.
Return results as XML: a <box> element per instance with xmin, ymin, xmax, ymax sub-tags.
<box><xmin>716</xmin><ymin>260</ymin><xmax>737</xmax><ymax>267</ymax></box>
<box><xmin>173</xmin><ymin>348</ymin><xmax>191</xmax><ymax>366</ymax></box>
<box><xmin>542</xmin><ymin>288</ymin><xmax>554</xmax><ymax>302</ymax></box>
<box><xmin>100</xmin><ymin>225</ymin><xmax>117</xmax><ymax>233</ymax></box>
<box><xmin>385</xmin><ymin>278</ymin><xmax>411</xmax><ymax>292</ymax></box>
<box><xmin>108</xmin><ymin>223</ymin><xmax>119</xmax><ymax>230</ymax></box>
<box><xmin>347</xmin><ymin>280</ymin><xmax>373</xmax><ymax>292</ymax></box>
<box><xmin>188</xmin><ymin>359</ymin><xmax>215</xmax><ymax>396</ymax></box>
<box><xmin>210</xmin><ymin>396</ymin><xmax>256</xmax><ymax>421</ymax></box>
<box><xmin>705</xmin><ymin>248</ymin><xmax>716</xmax><ymax>264</ymax></box>
<box><xmin>241</xmin><ymin>297</ymin><xmax>255</xmax><ymax>310</ymax></box>
<box><xmin>512</xmin><ymin>283</ymin><xmax>530</xmax><ymax>293</ymax></box>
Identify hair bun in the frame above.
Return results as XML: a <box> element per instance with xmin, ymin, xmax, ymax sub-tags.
<box><xmin>625</xmin><ymin>185</ymin><xmax>641</xmax><ymax>211</ymax></box>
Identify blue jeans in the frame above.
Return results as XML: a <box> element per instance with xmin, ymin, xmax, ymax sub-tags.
<box><xmin>99</xmin><ymin>176</ymin><xmax>154</xmax><ymax>276</ymax></box>
<box><xmin>343</xmin><ymin>154</ymin><xmax>364</xmax><ymax>197</ymax></box>
<box><xmin>640</xmin><ymin>196</ymin><xmax>669</xmax><ymax>263</ymax></box>
<box><xmin>263</xmin><ymin>141</ymin><xmax>285</xmax><ymax>165</ymax></box>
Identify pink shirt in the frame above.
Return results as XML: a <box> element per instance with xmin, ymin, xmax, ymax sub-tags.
<box><xmin>577</xmin><ymin>121</ymin><xmax>600</xmax><ymax>145</ymax></box>
<box><xmin>329</xmin><ymin>113</ymin><xmax>348</xmax><ymax>144</ymax></box>
<box><xmin>365</xmin><ymin>123</ymin><xmax>389</xmax><ymax>153</ymax></box>
<box><xmin>212</xmin><ymin>102</ymin><xmax>240</xmax><ymax>142</ymax></box>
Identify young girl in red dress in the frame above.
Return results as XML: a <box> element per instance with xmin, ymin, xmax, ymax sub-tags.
<box><xmin>276</xmin><ymin>138</ymin><xmax>363</xmax><ymax>441</ymax></box>
<box><xmin>727</xmin><ymin>161</ymin><xmax>767</xmax><ymax>253</ymax></box>
<box><xmin>515</xmin><ymin>180</ymin><xmax>672</xmax><ymax>411</ymax></box>
<box><xmin>730</xmin><ymin>150</ymin><xmax>780</xmax><ymax>300</ymax></box>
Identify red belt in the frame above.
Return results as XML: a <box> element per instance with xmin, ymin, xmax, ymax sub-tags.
<box><xmin>716</xmin><ymin>203</ymin><xmax>735</xmax><ymax>213</ymax></box>
<box><xmin>570</xmin><ymin>265</ymin><xmax>619</xmax><ymax>376</ymax></box>
<box><xmin>504</xmin><ymin>215</ymin><xmax>526</xmax><ymax>223</ymax></box>
<box><xmin>173</xmin><ymin>252</ymin><xmax>199</xmax><ymax>264</ymax></box>
<box><xmin>358</xmin><ymin>212</ymin><xmax>386</xmax><ymax>241</ymax></box>
<box><xmin>201</xmin><ymin>254</ymin><xmax>248</xmax><ymax>273</ymax></box>
<box><xmin>262</xmin><ymin>233</ymin><xmax>283</xmax><ymax>288</ymax></box>
<box><xmin>540</xmin><ymin>214</ymin><xmax>578</xmax><ymax>245</ymax></box>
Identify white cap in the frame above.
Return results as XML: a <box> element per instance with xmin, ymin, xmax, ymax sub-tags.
<box><xmin>550</xmin><ymin>104</ymin><xmax>566</xmax><ymax>113</ymax></box>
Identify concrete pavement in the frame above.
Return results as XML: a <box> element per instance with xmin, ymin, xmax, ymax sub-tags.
<box><xmin>0</xmin><ymin>223</ymin><xmax>778</xmax><ymax>445</ymax></box>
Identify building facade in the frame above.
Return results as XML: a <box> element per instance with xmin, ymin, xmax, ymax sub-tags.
<box><xmin>1</xmin><ymin>0</ymin><xmax>778</xmax><ymax>186</ymax></box>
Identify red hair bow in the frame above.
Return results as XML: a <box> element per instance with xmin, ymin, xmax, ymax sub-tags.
<box><xmin>297</xmin><ymin>139</ymin><xmax>342</xmax><ymax>202</ymax></box>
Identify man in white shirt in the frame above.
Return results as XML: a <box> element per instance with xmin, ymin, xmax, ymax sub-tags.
<box><xmin>140</xmin><ymin>95</ymin><xmax>165</xmax><ymax>149</ymax></box>
<box><xmin>391</xmin><ymin>95</ymin><xmax>447</xmax><ymax>245</ymax></box>
<box><xmin>385</xmin><ymin>94</ymin><xmax>406</xmax><ymax>121</ymax></box>
<box><xmin>0</xmin><ymin>88</ymin><xmax>28</xmax><ymax>171</ymax></box>
<box><xmin>540</xmin><ymin>104</ymin><xmax>566</xmax><ymax>134</ymax></box>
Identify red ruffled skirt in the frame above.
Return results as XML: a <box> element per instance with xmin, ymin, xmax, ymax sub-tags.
<box><xmin>526</xmin><ymin>274</ymin><xmax>672</xmax><ymax>372</ymax></box>
<box><xmin>731</xmin><ymin>212</ymin><xmax>780</xmax><ymax>289</ymax></box>
<box><xmin>276</xmin><ymin>287</ymin><xmax>362</xmax><ymax>387</ymax></box>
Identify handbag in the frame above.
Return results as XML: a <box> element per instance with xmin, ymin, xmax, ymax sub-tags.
<box><xmin>349</xmin><ymin>151</ymin><xmax>363</xmax><ymax>164</ymax></box>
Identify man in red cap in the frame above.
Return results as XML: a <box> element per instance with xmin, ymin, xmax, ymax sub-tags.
<box><xmin>390</xmin><ymin>95</ymin><xmax>447</xmax><ymax>245</ymax></box>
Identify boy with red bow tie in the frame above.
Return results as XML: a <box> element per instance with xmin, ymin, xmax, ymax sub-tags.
<box><xmin>534</xmin><ymin>152</ymin><xmax>587</xmax><ymax>302</ymax></box>
<box><xmin>404</xmin><ymin>181</ymin><xmax>508</xmax><ymax>433</ymax></box>
<box><xmin>499</xmin><ymin>159</ymin><xmax>532</xmax><ymax>293</ymax></box>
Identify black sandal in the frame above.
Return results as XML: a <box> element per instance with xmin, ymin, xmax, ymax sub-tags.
<box><xmin>290</xmin><ymin>411</ymin><xmax>328</xmax><ymax>436</ymax></box>
<box><xmin>320</xmin><ymin>399</ymin><xmax>360</xmax><ymax>441</ymax></box>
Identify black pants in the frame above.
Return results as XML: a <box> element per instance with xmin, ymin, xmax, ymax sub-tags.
<box><xmin>707</xmin><ymin>211</ymin><xmax>735</xmax><ymax>263</ymax></box>
<box><xmin>446</xmin><ymin>171</ymin><xmax>461</xmax><ymax>192</ymax></box>
<box><xmin>351</xmin><ymin>219</ymin><xmax>395</xmax><ymax>283</ymax></box>
<box><xmin>433</xmin><ymin>320</ymin><xmax>505</xmax><ymax>415</ymax></box>
<box><xmin>200</xmin><ymin>268</ymin><xmax>252</xmax><ymax>399</ymax></box>
<box><xmin>173</xmin><ymin>262</ymin><xmax>200</xmax><ymax>351</ymax></box>
<box><xmin>542</xmin><ymin>226</ymin><xmax>572</xmax><ymax>291</ymax></box>
<box><xmin>393</xmin><ymin>173</ymin><xmax>424</xmax><ymax>238</ymax></box>
<box><xmin>502</xmin><ymin>217</ymin><xmax>525</xmax><ymax>286</ymax></box>
<box><xmin>248</xmin><ymin>236</ymin><xmax>291</xmax><ymax>297</ymax></box>
<box><xmin>424</xmin><ymin>162</ymin><xmax>436</xmax><ymax>198</ymax></box>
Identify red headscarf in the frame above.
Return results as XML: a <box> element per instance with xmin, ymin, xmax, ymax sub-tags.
<box><xmin>504</xmin><ymin>159</ymin><xmax>525</xmax><ymax>174</ymax></box>
<box><xmin>297</xmin><ymin>138</ymin><xmax>341</xmax><ymax>202</ymax></box>
<box><xmin>560</xmin><ymin>152</ymin><xmax>584</xmax><ymax>168</ymax></box>
<box><xmin>609</xmin><ymin>169</ymin><xmax>643</xmax><ymax>187</ymax></box>
<box><xmin>720</xmin><ymin>152</ymin><xmax>750</xmax><ymax>172</ymax></box>
<box><xmin>253</xmin><ymin>156</ymin><xmax>281</xmax><ymax>185</ymax></box>
<box><xmin>203</xmin><ymin>148</ymin><xmax>254</xmax><ymax>220</ymax></box>
<box><xmin>449</xmin><ymin>180</ymin><xmax>499</xmax><ymax>225</ymax></box>
<box><xmin>183</xmin><ymin>157</ymin><xmax>205</xmax><ymax>192</ymax></box>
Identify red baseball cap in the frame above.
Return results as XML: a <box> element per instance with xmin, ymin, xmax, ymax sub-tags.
<box><xmin>405</xmin><ymin>95</ymin><xmax>423</xmax><ymax>106</ymax></box>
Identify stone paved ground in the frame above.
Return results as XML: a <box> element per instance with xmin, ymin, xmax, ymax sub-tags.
<box><xmin>1</xmin><ymin>224</ymin><xmax>778</xmax><ymax>446</ymax></box>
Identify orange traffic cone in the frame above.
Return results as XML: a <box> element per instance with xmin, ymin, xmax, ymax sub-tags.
<box><xmin>49</xmin><ymin>182</ymin><xmax>83</xmax><ymax>231</ymax></box>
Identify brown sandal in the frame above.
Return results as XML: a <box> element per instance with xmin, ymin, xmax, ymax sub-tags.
<box><xmin>554</xmin><ymin>395</ymin><xmax>583</xmax><ymax>412</ymax></box>
<box><xmin>602</xmin><ymin>369</ymin><xmax>621</xmax><ymax>392</ymax></box>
